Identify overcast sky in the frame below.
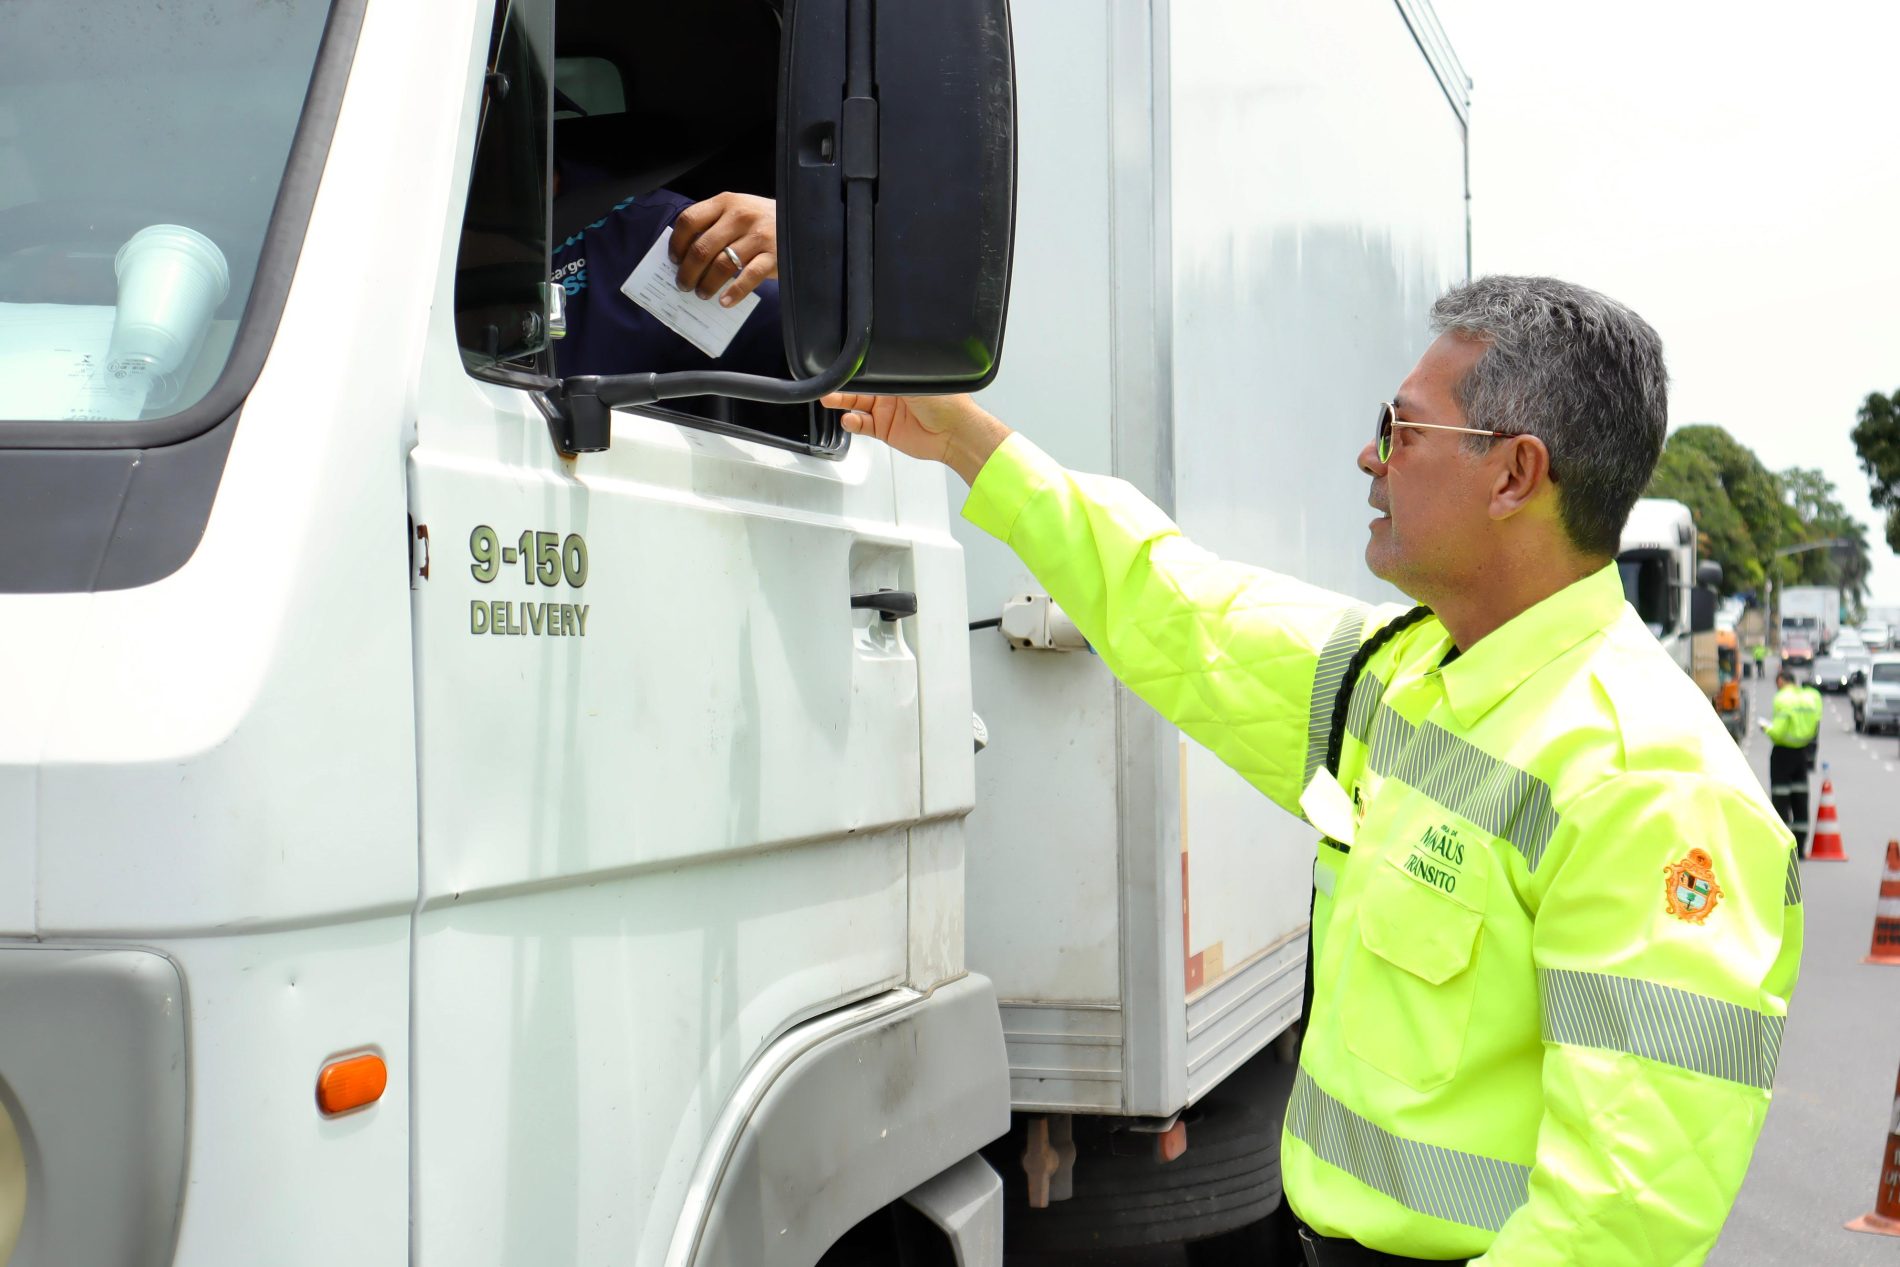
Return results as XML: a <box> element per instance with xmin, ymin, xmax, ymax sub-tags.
<box><xmin>1428</xmin><ymin>0</ymin><xmax>1900</xmax><ymax>607</ymax></box>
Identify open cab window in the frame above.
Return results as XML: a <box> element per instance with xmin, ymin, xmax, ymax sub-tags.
<box><xmin>456</xmin><ymin>0</ymin><xmax>555</xmax><ymax>374</ymax></box>
<box><xmin>454</xmin><ymin>0</ymin><xmax>838</xmax><ymax>453</ymax></box>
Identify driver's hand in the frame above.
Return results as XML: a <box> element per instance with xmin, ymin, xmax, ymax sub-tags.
<box><xmin>668</xmin><ymin>193</ymin><xmax>777</xmax><ymax>306</ymax></box>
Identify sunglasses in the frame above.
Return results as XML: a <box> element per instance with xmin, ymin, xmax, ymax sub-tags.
<box><xmin>1374</xmin><ymin>401</ymin><xmax>1519</xmax><ymax>465</ymax></box>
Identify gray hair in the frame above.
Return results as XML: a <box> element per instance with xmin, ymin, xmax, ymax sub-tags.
<box><xmin>1429</xmin><ymin>276</ymin><xmax>1668</xmax><ymax>557</ymax></box>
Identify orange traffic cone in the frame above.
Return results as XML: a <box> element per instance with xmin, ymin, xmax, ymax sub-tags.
<box><xmin>1845</xmin><ymin>1056</ymin><xmax>1900</xmax><ymax>1236</ymax></box>
<box><xmin>1866</xmin><ymin>841</ymin><xmax>1900</xmax><ymax>967</ymax></box>
<box><xmin>1810</xmin><ymin>769</ymin><xmax>1848</xmax><ymax>862</ymax></box>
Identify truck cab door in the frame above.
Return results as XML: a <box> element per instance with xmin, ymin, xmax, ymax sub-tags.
<box><xmin>401</xmin><ymin>4</ymin><xmax>944</xmax><ymax>1259</ymax></box>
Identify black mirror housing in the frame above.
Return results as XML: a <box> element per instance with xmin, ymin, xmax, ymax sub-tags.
<box><xmin>778</xmin><ymin>0</ymin><xmax>1017</xmax><ymax>392</ymax></box>
<box><xmin>1696</xmin><ymin>560</ymin><xmax>1723</xmax><ymax>591</ymax></box>
<box><xmin>551</xmin><ymin>0</ymin><xmax>1016</xmax><ymax>449</ymax></box>
<box><xmin>1690</xmin><ymin>587</ymin><xmax>1718</xmax><ymax>635</ymax></box>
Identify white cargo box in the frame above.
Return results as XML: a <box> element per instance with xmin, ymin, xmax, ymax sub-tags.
<box><xmin>958</xmin><ymin>0</ymin><xmax>1471</xmax><ymax>1118</ymax></box>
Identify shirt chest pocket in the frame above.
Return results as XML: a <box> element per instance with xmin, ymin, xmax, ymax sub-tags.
<box><xmin>1339</xmin><ymin>848</ymin><xmax>1487</xmax><ymax>1093</ymax></box>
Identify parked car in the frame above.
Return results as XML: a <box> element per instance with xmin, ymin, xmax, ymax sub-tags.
<box><xmin>1853</xmin><ymin>655</ymin><xmax>1900</xmax><ymax>734</ymax></box>
<box><xmin>1860</xmin><ymin>621</ymin><xmax>1892</xmax><ymax>652</ymax></box>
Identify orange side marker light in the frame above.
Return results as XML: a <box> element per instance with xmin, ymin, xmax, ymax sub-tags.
<box><xmin>316</xmin><ymin>1053</ymin><xmax>387</xmax><ymax>1116</ymax></box>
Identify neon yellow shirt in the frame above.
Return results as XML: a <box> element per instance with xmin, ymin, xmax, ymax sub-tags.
<box><xmin>1762</xmin><ymin>685</ymin><xmax>1820</xmax><ymax>749</ymax></box>
<box><xmin>963</xmin><ymin>435</ymin><xmax>1801</xmax><ymax>1264</ymax></box>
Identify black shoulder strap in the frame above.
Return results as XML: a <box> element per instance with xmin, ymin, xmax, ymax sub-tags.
<box><xmin>1297</xmin><ymin>603</ymin><xmax>1433</xmax><ymax>1042</ymax></box>
<box><xmin>1322</xmin><ymin>604</ymin><xmax>1434</xmax><ymax>785</ymax></box>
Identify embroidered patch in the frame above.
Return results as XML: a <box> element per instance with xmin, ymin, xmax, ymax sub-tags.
<box><xmin>1398</xmin><ymin>823</ymin><xmax>1469</xmax><ymax>897</ymax></box>
<box><xmin>1418</xmin><ymin>823</ymin><xmax>1466</xmax><ymax>867</ymax></box>
<box><xmin>1664</xmin><ymin>849</ymin><xmax>1724</xmax><ymax>923</ymax></box>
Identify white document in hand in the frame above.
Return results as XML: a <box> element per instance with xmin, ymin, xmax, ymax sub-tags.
<box><xmin>620</xmin><ymin>227</ymin><xmax>761</xmax><ymax>359</ymax></box>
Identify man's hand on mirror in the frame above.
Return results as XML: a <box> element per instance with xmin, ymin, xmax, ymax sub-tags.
<box><xmin>821</xmin><ymin>393</ymin><xmax>1012</xmax><ymax>486</ymax></box>
<box><xmin>669</xmin><ymin>192</ymin><xmax>778</xmax><ymax>305</ymax></box>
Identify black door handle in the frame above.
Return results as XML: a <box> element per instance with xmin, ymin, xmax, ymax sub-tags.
<box><xmin>851</xmin><ymin>589</ymin><xmax>919</xmax><ymax>621</ymax></box>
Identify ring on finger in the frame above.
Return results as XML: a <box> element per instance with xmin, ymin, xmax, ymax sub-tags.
<box><xmin>721</xmin><ymin>245</ymin><xmax>743</xmax><ymax>272</ymax></box>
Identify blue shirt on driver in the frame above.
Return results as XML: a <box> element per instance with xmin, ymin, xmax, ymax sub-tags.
<box><xmin>550</xmin><ymin>188</ymin><xmax>786</xmax><ymax>380</ymax></box>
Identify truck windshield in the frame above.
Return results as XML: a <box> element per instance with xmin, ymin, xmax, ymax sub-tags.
<box><xmin>0</xmin><ymin>0</ymin><xmax>333</xmax><ymax>427</ymax></box>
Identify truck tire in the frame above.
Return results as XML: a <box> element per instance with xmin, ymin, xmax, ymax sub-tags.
<box><xmin>1182</xmin><ymin>1199</ymin><xmax>1297</xmax><ymax>1265</ymax></box>
<box><xmin>989</xmin><ymin>1056</ymin><xmax>1291</xmax><ymax>1255</ymax></box>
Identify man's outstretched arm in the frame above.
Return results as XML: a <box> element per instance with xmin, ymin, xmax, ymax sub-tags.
<box><xmin>827</xmin><ymin>392</ymin><xmax>1408</xmax><ymax>816</ymax></box>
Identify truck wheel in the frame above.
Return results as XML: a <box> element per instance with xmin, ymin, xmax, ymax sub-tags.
<box><xmin>1182</xmin><ymin>1200</ymin><xmax>1296</xmax><ymax>1265</ymax></box>
<box><xmin>989</xmin><ymin>1055</ymin><xmax>1290</xmax><ymax>1255</ymax></box>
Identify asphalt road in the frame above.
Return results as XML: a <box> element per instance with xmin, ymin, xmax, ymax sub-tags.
<box><xmin>1714</xmin><ymin>687</ymin><xmax>1900</xmax><ymax>1266</ymax></box>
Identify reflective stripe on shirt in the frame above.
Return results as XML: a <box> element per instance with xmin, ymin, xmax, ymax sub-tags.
<box><xmin>1539</xmin><ymin>968</ymin><xmax>1785</xmax><ymax>1090</ymax></box>
<box><xmin>1364</xmin><ymin>707</ymin><xmax>1562</xmax><ymax>872</ymax></box>
<box><xmin>1305</xmin><ymin>607</ymin><xmax>1369</xmax><ymax>786</ymax></box>
<box><xmin>1287</xmin><ymin>1068</ymin><xmax>1531</xmax><ymax>1233</ymax></box>
<box><xmin>1346</xmin><ymin>671</ymin><xmax>1387</xmax><ymax>745</ymax></box>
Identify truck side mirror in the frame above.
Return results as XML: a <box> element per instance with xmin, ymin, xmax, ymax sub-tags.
<box><xmin>778</xmin><ymin>0</ymin><xmax>1017</xmax><ymax>390</ymax></box>
<box><xmin>555</xmin><ymin>0</ymin><xmax>1017</xmax><ymax>451</ymax></box>
<box><xmin>1696</xmin><ymin>560</ymin><xmax>1723</xmax><ymax>591</ymax></box>
<box><xmin>1690</xmin><ymin>587</ymin><xmax>1717</xmax><ymax>635</ymax></box>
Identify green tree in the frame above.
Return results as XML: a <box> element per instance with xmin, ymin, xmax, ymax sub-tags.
<box><xmin>1852</xmin><ymin>389</ymin><xmax>1900</xmax><ymax>552</ymax></box>
<box><xmin>1777</xmin><ymin>467</ymin><xmax>1871</xmax><ymax>611</ymax></box>
<box><xmin>1646</xmin><ymin>424</ymin><xmax>1789</xmax><ymax>596</ymax></box>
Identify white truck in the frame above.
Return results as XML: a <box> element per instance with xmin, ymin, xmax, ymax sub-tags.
<box><xmin>1780</xmin><ymin>585</ymin><xmax>1840</xmax><ymax>656</ymax></box>
<box><xmin>0</xmin><ymin>0</ymin><xmax>1469</xmax><ymax>1263</ymax></box>
<box><xmin>1617</xmin><ymin>499</ymin><xmax>1723</xmax><ymax>668</ymax></box>
<box><xmin>1617</xmin><ymin>500</ymin><xmax>1739</xmax><ymax>738</ymax></box>
<box><xmin>960</xmin><ymin>1</ymin><xmax>1470</xmax><ymax>1254</ymax></box>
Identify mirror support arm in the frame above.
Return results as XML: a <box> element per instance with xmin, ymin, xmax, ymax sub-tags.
<box><xmin>548</xmin><ymin>0</ymin><xmax>878</xmax><ymax>455</ymax></box>
<box><xmin>554</xmin><ymin>184</ymin><xmax>870</xmax><ymax>430</ymax></box>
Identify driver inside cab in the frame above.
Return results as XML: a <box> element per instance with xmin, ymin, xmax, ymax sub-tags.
<box><xmin>549</xmin><ymin>171</ymin><xmax>786</xmax><ymax>381</ymax></box>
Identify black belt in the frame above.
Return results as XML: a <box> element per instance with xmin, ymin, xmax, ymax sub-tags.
<box><xmin>1296</xmin><ymin>1221</ymin><xmax>1469</xmax><ymax>1267</ymax></box>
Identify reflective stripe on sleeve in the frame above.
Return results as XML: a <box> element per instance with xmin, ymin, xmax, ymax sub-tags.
<box><xmin>1367</xmin><ymin>708</ymin><xmax>1561</xmax><ymax>871</ymax></box>
<box><xmin>1286</xmin><ymin>1068</ymin><xmax>1532</xmax><ymax>1233</ymax></box>
<box><xmin>1305</xmin><ymin>608</ymin><xmax>1370</xmax><ymax>786</ymax></box>
<box><xmin>1784</xmin><ymin>854</ymin><xmax>1802</xmax><ymax>907</ymax></box>
<box><xmin>1346</xmin><ymin>672</ymin><xmax>1387</xmax><ymax>745</ymax></box>
<box><xmin>1539</xmin><ymin>968</ymin><xmax>1784</xmax><ymax>1090</ymax></box>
